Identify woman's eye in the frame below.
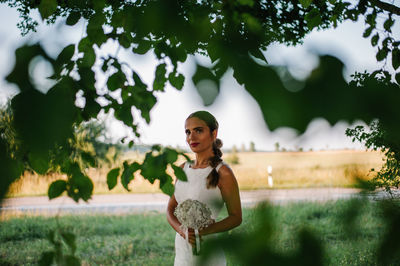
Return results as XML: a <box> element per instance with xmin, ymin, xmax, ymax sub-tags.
<box><xmin>195</xmin><ymin>129</ymin><xmax>202</xmax><ymax>133</ymax></box>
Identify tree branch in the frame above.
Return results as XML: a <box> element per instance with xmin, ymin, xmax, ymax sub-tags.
<box><xmin>368</xmin><ymin>0</ymin><xmax>400</xmax><ymax>16</ymax></box>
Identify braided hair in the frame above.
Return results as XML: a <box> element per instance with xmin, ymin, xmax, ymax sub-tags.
<box><xmin>187</xmin><ymin>111</ymin><xmax>223</xmax><ymax>188</ymax></box>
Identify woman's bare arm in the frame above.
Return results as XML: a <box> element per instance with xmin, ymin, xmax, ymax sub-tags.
<box><xmin>166</xmin><ymin>162</ymin><xmax>187</xmax><ymax>239</ymax></box>
<box><xmin>200</xmin><ymin>165</ymin><xmax>242</xmax><ymax>236</ymax></box>
<box><xmin>166</xmin><ymin>194</ymin><xmax>186</xmax><ymax>238</ymax></box>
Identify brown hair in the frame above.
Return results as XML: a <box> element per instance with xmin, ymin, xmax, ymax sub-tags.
<box><xmin>187</xmin><ymin>111</ymin><xmax>223</xmax><ymax>188</ymax></box>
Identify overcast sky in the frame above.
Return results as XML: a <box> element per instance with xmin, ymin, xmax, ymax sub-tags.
<box><xmin>0</xmin><ymin>4</ymin><xmax>395</xmax><ymax>151</ymax></box>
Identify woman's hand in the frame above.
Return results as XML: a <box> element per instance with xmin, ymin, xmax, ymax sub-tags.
<box><xmin>187</xmin><ymin>228</ymin><xmax>197</xmax><ymax>247</ymax></box>
<box><xmin>178</xmin><ymin>227</ymin><xmax>186</xmax><ymax>239</ymax></box>
<box><xmin>177</xmin><ymin>227</ymin><xmax>197</xmax><ymax>247</ymax></box>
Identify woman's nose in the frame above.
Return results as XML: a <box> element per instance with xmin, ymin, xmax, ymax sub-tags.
<box><xmin>187</xmin><ymin>132</ymin><xmax>195</xmax><ymax>140</ymax></box>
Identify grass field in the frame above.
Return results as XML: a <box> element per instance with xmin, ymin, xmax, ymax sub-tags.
<box><xmin>6</xmin><ymin>150</ymin><xmax>384</xmax><ymax>198</ymax></box>
<box><xmin>0</xmin><ymin>200</ymin><xmax>387</xmax><ymax>265</ymax></box>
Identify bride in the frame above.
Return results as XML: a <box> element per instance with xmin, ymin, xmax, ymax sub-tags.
<box><xmin>167</xmin><ymin>111</ymin><xmax>242</xmax><ymax>266</ymax></box>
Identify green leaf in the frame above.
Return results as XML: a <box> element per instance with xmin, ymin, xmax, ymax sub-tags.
<box><xmin>299</xmin><ymin>0</ymin><xmax>313</xmax><ymax>9</ymax></box>
<box><xmin>119</xmin><ymin>33</ymin><xmax>133</xmax><ymax>49</ymax></box>
<box><xmin>121</xmin><ymin>162</ymin><xmax>140</xmax><ymax>190</ymax></box>
<box><xmin>383</xmin><ymin>18</ymin><xmax>394</xmax><ymax>32</ymax></box>
<box><xmin>80</xmin><ymin>46</ymin><xmax>96</xmax><ymax>67</ymax></box>
<box><xmin>39</xmin><ymin>251</ymin><xmax>55</xmax><ymax>266</ymax></box>
<box><xmin>78</xmin><ymin>37</ymin><xmax>91</xmax><ymax>53</ymax></box>
<box><xmin>107</xmin><ymin>167</ymin><xmax>120</xmax><ymax>190</ymax></box>
<box><xmin>133</xmin><ymin>41</ymin><xmax>152</xmax><ymax>55</ymax></box>
<box><xmin>152</xmin><ymin>144</ymin><xmax>162</xmax><ymax>151</ymax></box>
<box><xmin>67</xmin><ymin>171</ymin><xmax>94</xmax><ymax>202</ymax></box>
<box><xmin>164</xmin><ymin>148</ymin><xmax>178</xmax><ymax>163</ymax></box>
<box><xmin>48</xmin><ymin>180</ymin><xmax>67</xmax><ymax>199</ymax></box>
<box><xmin>56</xmin><ymin>44</ymin><xmax>75</xmax><ymax>65</ymax></box>
<box><xmin>107</xmin><ymin>72</ymin><xmax>126</xmax><ymax>91</ymax></box>
<box><xmin>160</xmin><ymin>174</ymin><xmax>174</xmax><ymax>196</ymax></box>
<box><xmin>86</xmin><ymin>13</ymin><xmax>107</xmax><ymax>47</ymax></box>
<box><xmin>392</xmin><ymin>48</ymin><xmax>400</xmax><ymax>70</ymax></box>
<box><xmin>114</xmin><ymin>104</ymin><xmax>133</xmax><ymax>126</ymax></box>
<box><xmin>371</xmin><ymin>34</ymin><xmax>379</xmax><ymax>47</ymax></box>
<box><xmin>0</xmin><ymin>140</ymin><xmax>24</xmax><ymax>200</ymax></box>
<box><xmin>305</xmin><ymin>8</ymin><xmax>322</xmax><ymax>30</ymax></box>
<box><xmin>249</xmin><ymin>49</ymin><xmax>268</xmax><ymax>64</ymax></box>
<box><xmin>39</xmin><ymin>0</ymin><xmax>57</xmax><ymax>20</ymax></box>
<box><xmin>172</xmin><ymin>165</ymin><xmax>187</xmax><ymax>181</ymax></box>
<box><xmin>376</xmin><ymin>48</ymin><xmax>388</xmax><ymax>62</ymax></box>
<box><xmin>63</xmin><ymin>256</ymin><xmax>80</xmax><ymax>266</ymax></box>
<box><xmin>28</xmin><ymin>152</ymin><xmax>50</xmax><ymax>175</ymax></box>
<box><xmin>168</xmin><ymin>72</ymin><xmax>185</xmax><ymax>90</ymax></box>
<box><xmin>192</xmin><ymin>64</ymin><xmax>220</xmax><ymax>106</ymax></box>
<box><xmin>80</xmin><ymin>151</ymin><xmax>96</xmax><ymax>167</ymax></box>
<box><xmin>66</xmin><ymin>12</ymin><xmax>81</xmax><ymax>26</ymax></box>
<box><xmin>395</xmin><ymin>72</ymin><xmax>400</xmax><ymax>85</ymax></box>
<box><xmin>93</xmin><ymin>0</ymin><xmax>105</xmax><ymax>10</ymax></box>
<box><xmin>6</xmin><ymin>44</ymin><xmax>50</xmax><ymax>92</ymax></box>
<box><xmin>237</xmin><ymin>0</ymin><xmax>254</xmax><ymax>7</ymax></box>
<box><xmin>363</xmin><ymin>27</ymin><xmax>373</xmax><ymax>38</ymax></box>
<box><xmin>60</xmin><ymin>232</ymin><xmax>77</xmax><ymax>253</ymax></box>
<box><xmin>153</xmin><ymin>63</ymin><xmax>167</xmax><ymax>91</ymax></box>
<box><xmin>83</xmin><ymin>97</ymin><xmax>101</xmax><ymax>119</ymax></box>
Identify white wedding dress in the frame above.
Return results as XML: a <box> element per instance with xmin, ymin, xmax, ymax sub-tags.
<box><xmin>173</xmin><ymin>161</ymin><xmax>227</xmax><ymax>266</ymax></box>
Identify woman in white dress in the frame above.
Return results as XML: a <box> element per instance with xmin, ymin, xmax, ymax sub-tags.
<box><xmin>166</xmin><ymin>111</ymin><xmax>242</xmax><ymax>266</ymax></box>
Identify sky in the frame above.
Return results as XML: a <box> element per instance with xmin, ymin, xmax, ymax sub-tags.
<box><xmin>0</xmin><ymin>4</ymin><xmax>395</xmax><ymax>151</ymax></box>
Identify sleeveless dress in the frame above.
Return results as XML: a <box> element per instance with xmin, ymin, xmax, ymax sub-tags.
<box><xmin>173</xmin><ymin>162</ymin><xmax>227</xmax><ymax>266</ymax></box>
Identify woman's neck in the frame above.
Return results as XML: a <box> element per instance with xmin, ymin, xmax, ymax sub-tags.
<box><xmin>194</xmin><ymin>150</ymin><xmax>213</xmax><ymax>168</ymax></box>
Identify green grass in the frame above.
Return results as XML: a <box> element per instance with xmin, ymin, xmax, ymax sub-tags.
<box><xmin>0</xmin><ymin>200</ymin><xmax>388</xmax><ymax>265</ymax></box>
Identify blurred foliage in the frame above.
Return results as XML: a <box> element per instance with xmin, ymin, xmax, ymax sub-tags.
<box><xmin>249</xmin><ymin>141</ymin><xmax>256</xmax><ymax>152</ymax></box>
<box><xmin>198</xmin><ymin>198</ymin><xmax>400</xmax><ymax>266</ymax></box>
<box><xmin>225</xmin><ymin>145</ymin><xmax>240</xmax><ymax>165</ymax></box>
<box><xmin>346</xmin><ymin>120</ymin><xmax>400</xmax><ymax>194</ymax></box>
<box><xmin>201</xmin><ymin>202</ymin><xmax>324</xmax><ymax>266</ymax></box>
<box><xmin>0</xmin><ymin>99</ymin><xmax>19</xmax><ymax>160</ymax></box>
<box><xmin>71</xmin><ymin>120</ymin><xmax>124</xmax><ymax>169</ymax></box>
<box><xmin>39</xmin><ymin>228</ymin><xmax>80</xmax><ymax>266</ymax></box>
<box><xmin>0</xmin><ymin>100</ymin><xmax>122</xmax><ymax>201</ymax></box>
<box><xmin>346</xmin><ymin>70</ymin><xmax>400</xmax><ymax>195</ymax></box>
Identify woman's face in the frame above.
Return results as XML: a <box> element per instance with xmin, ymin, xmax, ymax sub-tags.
<box><xmin>185</xmin><ymin>117</ymin><xmax>217</xmax><ymax>153</ymax></box>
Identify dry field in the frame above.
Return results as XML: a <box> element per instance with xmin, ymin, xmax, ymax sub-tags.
<box><xmin>6</xmin><ymin>150</ymin><xmax>384</xmax><ymax>198</ymax></box>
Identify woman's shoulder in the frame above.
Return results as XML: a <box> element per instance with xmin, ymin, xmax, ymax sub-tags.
<box><xmin>216</xmin><ymin>161</ymin><xmax>236</xmax><ymax>190</ymax></box>
<box><xmin>216</xmin><ymin>161</ymin><xmax>232</xmax><ymax>174</ymax></box>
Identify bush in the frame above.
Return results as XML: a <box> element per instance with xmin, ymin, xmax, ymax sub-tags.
<box><xmin>346</xmin><ymin>120</ymin><xmax>400</xmax><ymax>194</ymax></box>
<box><xmin>225</xmin><ymin>146</ymin><xmax>240</xmax><ymax>165</ymax></box>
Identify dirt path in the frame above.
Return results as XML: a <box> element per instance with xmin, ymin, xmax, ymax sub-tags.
<box><xmin>1</xmin><ymin>187</ymin><xmax>374</xmax><ymax>216</ymax></box>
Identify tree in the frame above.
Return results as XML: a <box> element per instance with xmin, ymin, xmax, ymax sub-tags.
<box><xmin>249</xmin><ymin>141</ymin><xmax>256</xmax><ymax>152</ymax></box>
<box><xmin>0</xmin><ymin>0</ymin><xmax>399</xmax><ymax>214</ymax></box>
<box><xmin>346</xmin><ymin>71</ymin><xmax>400</xmax><ymax>194</ymax></box>
<box><xmin>240</xmin><ymin>143</ymin><xmax>246</xmax><ymax>153</ymax></box>
<box><xmin>274</xmin><ymin>142</ymin><xmax>280</xmax><ymax>152</ymax></box>
<box><xmin>226</xmin><ymin>145</ymin><xmax>240</xmax><ymax>165</ymax></box>
<box><xmin>231</xmin><ymin>145</ymin><xmax>238</xmax><ymax>154</ymax></box>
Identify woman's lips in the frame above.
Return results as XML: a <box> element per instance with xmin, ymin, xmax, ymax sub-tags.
<box><xmin>190</xmin><ymin>143</ymin><xmax>199</xmax><ymax>147</ymax></box>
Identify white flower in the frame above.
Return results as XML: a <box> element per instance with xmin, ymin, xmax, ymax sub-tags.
<box><xmin>174</xmin><ymin>199</ymin><xmax>213</xmax><ymax>230</ymax></box>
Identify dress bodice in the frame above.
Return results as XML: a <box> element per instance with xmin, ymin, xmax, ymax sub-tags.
<box><xmin>174</xmin><ymin>162</ymin><xmax>225</xmax><ymax>220</ymax></box>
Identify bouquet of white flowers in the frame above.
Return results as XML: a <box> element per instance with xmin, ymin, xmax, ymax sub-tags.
<box><xmin>174</xmin><ymin>199</ymin><xmax>214</xmax><ymax>255</ymax></box>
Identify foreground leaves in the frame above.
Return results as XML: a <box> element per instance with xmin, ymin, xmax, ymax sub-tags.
<box><xmin>107</xmin><ymin>146</ymin><xmax>190</xmax><ymax>196</ymax></box>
